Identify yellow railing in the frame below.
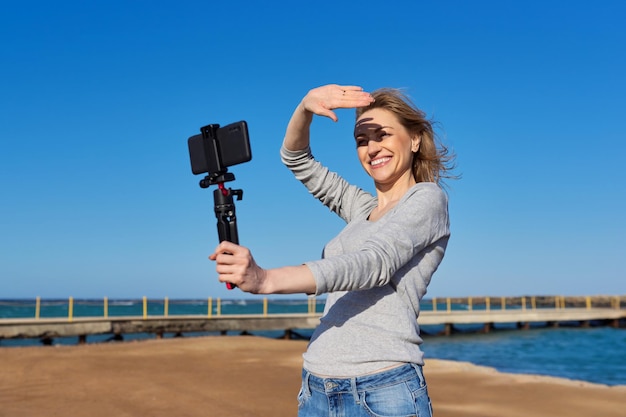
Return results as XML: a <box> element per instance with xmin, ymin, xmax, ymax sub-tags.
<box><xmin>427</xmin><ymin>295</ymin><xmax>623</xmax><ymax>314</ymax></box>
<box><xmin>20</xmin><ymin>295</ymin><xmax>624</xmax><ymax>322</ymax></box>
<box><xmin>23</xmin><ymin>296</ymin><xmax>323</xmax><ymax>322</ymax></box>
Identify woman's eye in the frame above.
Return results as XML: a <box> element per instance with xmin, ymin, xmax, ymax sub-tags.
<box><xmin>356</xmin><ymin>138</ymin><xmax>368</xmax><ymax>147</ymax></box>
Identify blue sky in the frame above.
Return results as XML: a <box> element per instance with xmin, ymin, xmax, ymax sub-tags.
<box><xmin>1</xmin><ymin>1</ymin><xmax>624</xmax><ymax>300</ymax></box>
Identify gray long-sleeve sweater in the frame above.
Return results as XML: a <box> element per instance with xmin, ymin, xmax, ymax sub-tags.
<box><xmin>281</xmin><ymin>145</ymin><xmax>450</xmax><ymax>377</ymax></box>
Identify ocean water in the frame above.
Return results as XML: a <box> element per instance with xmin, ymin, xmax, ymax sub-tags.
<box><xmin>1</xmin><ymin>298</ymin><xmax>625</xmax><ymax>386</ymax></box>
<box><xmin>421</xmin><ymin>326</ymin><xmax>626</xmax><ymax>386</ymax></box>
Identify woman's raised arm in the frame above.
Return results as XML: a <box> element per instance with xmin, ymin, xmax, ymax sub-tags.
<box><xmin>282</xmin><ymin>84</ymin><xmax>374</xmax><ymax>151</ymax></box>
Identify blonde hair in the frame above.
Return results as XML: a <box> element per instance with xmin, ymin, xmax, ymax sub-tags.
<box><xmin>355</xmin><ymin>88</ymin><xmax>456</xmax><ymax>185</ymax></box>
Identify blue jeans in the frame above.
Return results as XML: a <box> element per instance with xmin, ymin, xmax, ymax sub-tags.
<box><xmin>298</xmin><ymin>363</ymin><xmax>433</xmax><ymax>417</ymax></box>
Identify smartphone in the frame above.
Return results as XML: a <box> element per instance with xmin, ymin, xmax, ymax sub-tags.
<box><xmin>188</xmin><ymin>121</ymin><xmax>251</xmax><ymax>175</ymax></box>
<box><xmin>216</xmin><ymin>121</ymin><xmax>251</xmax><ymax>168</ymax></box>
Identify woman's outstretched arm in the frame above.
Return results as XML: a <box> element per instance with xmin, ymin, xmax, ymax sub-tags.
<box><xmin>209</xmin><ymin>240</ymin><xmax>316</xmax><ymax>294</ymax></box>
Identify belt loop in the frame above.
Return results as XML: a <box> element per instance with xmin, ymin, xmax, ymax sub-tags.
<box><xmin>350</xmin><ymin>377</ymin><xmax>360</xmax><ymax>404</ymax></box>
<box><xmin>411</xmin><ymin>363</ymin><xmax>426</xmax><ymax>388</ymax></box>
<box><xmin>303</xmin><ymin>370</ymin><xmax>312</xmax><ymax>396</ymax></box>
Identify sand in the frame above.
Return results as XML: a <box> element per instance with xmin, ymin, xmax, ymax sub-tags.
<box><xmin>1</xmin><ymin>336</ymin><xmax>625</xmax><ymax>417</ymax></box>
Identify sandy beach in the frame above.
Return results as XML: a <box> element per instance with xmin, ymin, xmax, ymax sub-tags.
<box><xmin>1</xmin><ymin>336</ymin><xmax>625</xmax><ymax>417</ymax></box>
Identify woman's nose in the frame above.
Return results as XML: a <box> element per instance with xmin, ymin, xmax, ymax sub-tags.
<box><xmin>367</xmin><ymin>139</ymin><xmax>381</xmax><ymax>155</ymax></box>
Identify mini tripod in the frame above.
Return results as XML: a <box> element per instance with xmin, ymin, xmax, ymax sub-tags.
<box><xmin>199</xmin><ymin>168</ymin><xmax>243</xmax><ymax>290</ymax></box>
<box><xmin>189</xmin><ymin>121</ymin><xmax>251</xmax><ymax>290</ymax></box>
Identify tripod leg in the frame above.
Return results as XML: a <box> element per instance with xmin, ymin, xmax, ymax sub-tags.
<box><xmin>214</xmin><ymin>188</ymin><xmax>239</xmax><ymax>289</ymax></box>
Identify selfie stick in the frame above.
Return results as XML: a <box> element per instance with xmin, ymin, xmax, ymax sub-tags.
<box><xmin>198</xmin><ymin>125</ymin><xmax>244</xmax><ymax>290</ymax></box>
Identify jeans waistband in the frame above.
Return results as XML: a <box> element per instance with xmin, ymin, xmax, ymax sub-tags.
<box><xmin>302</xmin><ymin>363</ymin><xmax>425</xmax><ymax>394</ymax></box>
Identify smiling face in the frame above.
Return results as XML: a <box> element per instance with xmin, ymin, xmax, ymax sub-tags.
<box><xmin>354</xmin><ymin>108</ymin><xmax>420</xmax><ymax>191</ymax></box>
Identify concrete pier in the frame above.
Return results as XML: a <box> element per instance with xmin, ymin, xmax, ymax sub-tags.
<box><xmin>0</xmin><ymin>314</ymin><xmax>322</xmax><ymax>341</ymax></box>
<box><xmin>1</xmin><ymin>305</ymin><xmax>624</xmax><ymax>344</ymax></box>
<box><xmin>418</xmin><ymin>307</ymin><xmax>625</xmax><ymax>335</ymax></box>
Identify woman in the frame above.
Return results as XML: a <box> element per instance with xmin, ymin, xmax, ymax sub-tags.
<box><xmin>210</xmin><ymin>84</ymin><xmax>454</xmax><ymax>416</ymax></box>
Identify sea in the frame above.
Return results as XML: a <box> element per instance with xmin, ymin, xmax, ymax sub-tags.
<box><xmin>1</xmin><ymin>298</ymin><xmax>625</xmax><ymax>387</ymax></box>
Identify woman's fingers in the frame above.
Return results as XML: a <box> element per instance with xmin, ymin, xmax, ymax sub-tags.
<box><xmin>339</xmin><ymin>86</ymin><xmax>375</xmax><ymax>106</ymax></box>
<box><xmin>212</xmin><ymin>242</ymin><xmax>247</xmax><ymax>269</ymax></box>
<box><xmin>303</xmin><ymin>84</ymin><xmax>374</xmax><ymax>121</ymax></box>
<box><xmin>209</xmin><ymin>241</ymin><xmax>265</xmax><ymax>292</ymax></box>
<box><xmin>209</xmin><ymin>242</ymin><xmax>242</xmax><ymax>281</ymax></box>
<box><xmin>214</xmin><ymin>240</ymin><xmax>240</xmax><ymax>255</ymax></box>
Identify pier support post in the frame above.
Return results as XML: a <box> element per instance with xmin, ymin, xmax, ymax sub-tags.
<box><xmin>482</xmin><ymin>323</ymin><xmax>494</xmax><ymax>333</ymax></box>
<box><xmin>109</xmin><ymin>334</ymin><xmax>124</xmax><ymax>342</ymax></box>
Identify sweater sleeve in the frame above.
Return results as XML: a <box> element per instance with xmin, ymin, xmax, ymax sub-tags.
<box><xmin>280</xmin><ymin>145</ymin><xmax>375</xmax><ymax>222</ymax></box>
<box><xmin>305</xmin><ymin>183</ymin><xmax>450</xmax><ymax>295</ymax></box>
